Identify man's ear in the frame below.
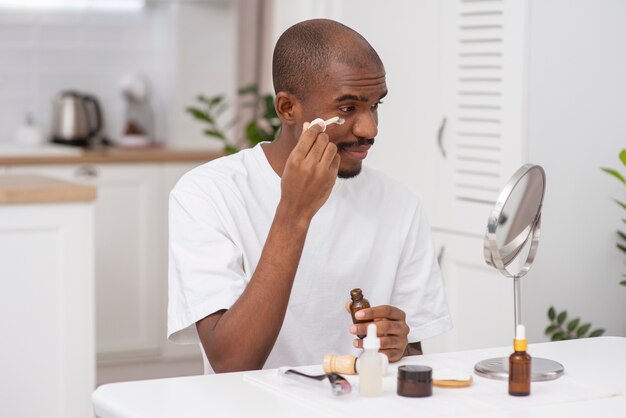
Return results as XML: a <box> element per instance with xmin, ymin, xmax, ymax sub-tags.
<box><xmin>275</xmin><ymin>92</ymin><xmax>301</xmax><ymax>126</ymax></box>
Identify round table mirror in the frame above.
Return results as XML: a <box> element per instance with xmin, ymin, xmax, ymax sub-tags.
<box><xmin>475</xmin><ymin>164</ymin><xmax>564</xmax><ymax>381</ymax></box>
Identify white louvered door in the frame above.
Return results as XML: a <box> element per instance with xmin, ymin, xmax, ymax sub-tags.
<box><xmin>432</xmin><ymin>0</ymin><xmax>529</xmax><ymax>236</ymax></box>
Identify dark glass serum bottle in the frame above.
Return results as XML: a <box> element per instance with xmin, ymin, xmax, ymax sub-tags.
<box><xmin>509</xmin><ymin>324</ymin><xmax>531</xmax><ymax>396</ymax></box>
<box><xmin>349</xmin><ymin>288</ymin><xmax>370</xmax><ymax>339</ymax></box>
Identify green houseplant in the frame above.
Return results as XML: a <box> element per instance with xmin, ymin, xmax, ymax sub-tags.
<box><xmin>186</xmin><ymin>85</ymin><xmax>281</xmax><ymax>154</ymax></box>
<box><xmin>544</xmin><ymin>307</ymin><xmax>604</xmax><ymax>341</ymax></box>
<box><xmin>601</xmin><ymin>148</ymin><xmax>626</xmax><ymax>286</ymax></box>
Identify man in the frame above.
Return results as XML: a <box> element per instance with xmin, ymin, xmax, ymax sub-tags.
<box><xmin>168</xmin><ymin>19</ymin><xmax>451</xmax><ymax>373</ymax></box>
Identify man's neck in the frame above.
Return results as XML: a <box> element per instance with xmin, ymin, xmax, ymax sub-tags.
<box><xmin>261</xmin><ymin>131</ymin><xmax>297</xmax><ymax>178</ymax></box>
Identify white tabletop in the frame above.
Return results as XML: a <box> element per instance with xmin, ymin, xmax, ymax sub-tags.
<box><xmin>92</xmin><ymin>336</ymin><xmax>625</xmax><ymax>418</ymax></box>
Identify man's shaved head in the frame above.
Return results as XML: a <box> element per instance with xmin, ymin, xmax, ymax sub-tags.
<box><xmin>272</xmin><ymin>19</ymin><xmax>384</xmax><ymax>99</ymax></box>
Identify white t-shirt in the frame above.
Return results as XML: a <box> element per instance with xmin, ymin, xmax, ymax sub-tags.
<box><xmin>168</xmin><ymin>143</ymin><xmax>452</xmax><ymax>373</ymax></box>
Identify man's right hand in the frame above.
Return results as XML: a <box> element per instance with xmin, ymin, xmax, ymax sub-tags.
<box><xmin>279</xmin><ymin>122</ymin><xmax>341</xmax><ymax>220</ymax></box>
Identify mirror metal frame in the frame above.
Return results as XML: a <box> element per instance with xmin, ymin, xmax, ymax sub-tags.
<box><xmin>484</xmin><ymin>164</ymin><xmax>545</xmax><ymax>279</ymax></box>
<box><xmin>476</xmin><ymin>163</ymin><xmax>564</xmax><ymax>381</ymax></box>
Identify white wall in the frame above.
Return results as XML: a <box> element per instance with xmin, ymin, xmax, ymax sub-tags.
<box><xmin>524</xmin><ymin>0</ymin><xmax>626</xmax><ymax>341</ymax></box>
<box><xmin>170</xmin><ymin>0</ymin><xmax>236</xmax><ymax>149</ymax></box>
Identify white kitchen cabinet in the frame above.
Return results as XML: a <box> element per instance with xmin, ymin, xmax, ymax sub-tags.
<box><xmin>0</xmin><ymin>192</ymin><xmax>95</xmax><ymax>418</ymax></box>
<box><xmin>422</xmin><ymin>231</ymin><xmax>515</xmax><ymax>354</ymax></box>
<box><xmin>8</xmin><ymin>164</ymin><xmax>162</xmax><ymax>361</ymax></box>
<box><xmin>6</xmin><ymin>162</ymin><xmax>203</xmax><ymax>364</ymax></box>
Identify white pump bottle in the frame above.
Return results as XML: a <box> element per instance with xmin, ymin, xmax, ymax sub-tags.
<box><xmin>359</xmin><ymin>323</ymin><xmax>384</xmax><ymax>396</ymax></box>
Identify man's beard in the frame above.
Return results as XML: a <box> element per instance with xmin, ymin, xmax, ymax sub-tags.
<box><xmin>336</xmin><ymin>138</ymin><xmax>375</xmax><ymax>179</ymax></box>
<box><xmin>338</xmin><ymin>167</ymin><xmax>361</xmax><ymax>179</ymax></box>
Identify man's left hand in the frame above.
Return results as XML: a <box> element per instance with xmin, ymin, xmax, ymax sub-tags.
<box><xmin>349</xmin><ymin>305</ymin><xmax>410</xmax><ymax>362</ymax></box>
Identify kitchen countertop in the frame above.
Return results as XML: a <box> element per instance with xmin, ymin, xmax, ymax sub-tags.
<box><xmin>0</xmin><ymin>145</ymin><xmax>224</xmax><ymax>165</ymax></box>
<box><xmin>0</xmin><ymin>174</ymin><xmax>97</xmax><ymax>204</ymax></box>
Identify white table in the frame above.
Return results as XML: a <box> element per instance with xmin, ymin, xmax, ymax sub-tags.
<box><xmin>93</xmin><ymin>337</ymin><xmax>625</xmax><ymax>418</ymax></box>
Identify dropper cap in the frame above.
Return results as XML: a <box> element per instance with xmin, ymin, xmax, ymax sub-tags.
<box><xmin>513</xmin><ymin>324</ymin><xmax>528</xmax><ymax>351</ymax></box>
<box><xmin>363</xmin><ymin>323</ymin><xmax>380</xmax><ymax>350</ymax></box>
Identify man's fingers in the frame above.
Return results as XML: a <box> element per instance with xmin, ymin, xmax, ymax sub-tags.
<box><xmin>350</xmin><ymin>319</ymin><xmax>408</xmax><ymax>338</ymax></box>
<box><xmin>353</xmin><ymin>305</ymin><xmax>406</xmax><ymax>322</ymax></box>
<box><xmin>353</xmin><ymin>335</ymin><xmax>404</xmax><ymax>351</ymax></box>
<box><xmin>292</xmin><ymin>122</ymin><xmax>325</xmax><ymax>158</ymax></box>
<box><xmin>379</xmin><ymin>348</ymin><xmax>405</xmax><ymax>363</ymax></box>
<box><xmin>306</xmin><ymin>132</ymin><xmax>330</xmax><ymax>161</ymax></box>
<box><xmin>348</xmin><ymin>305</ymin><xmax>409</xmax><ymax>364</ymax></box>
<box><xmin>320</xmin><ymin>141</ymin><xmax>338</xmax><ymax>165</ymax></box>
<box><xmin>330</xmin><ymin>153</ymin><xmax>341</xmax><ymax>174</ymax></box>
<box><xmin>379</xmin><ymin>335</ymin><xmax>405</xmax><ymax>351</ymax></box>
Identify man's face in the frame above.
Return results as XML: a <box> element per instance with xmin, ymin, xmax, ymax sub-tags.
<box><xmin>299</xmin><ymin>61</ymin><xmax>387</xmax><ymax>179</ymax></box>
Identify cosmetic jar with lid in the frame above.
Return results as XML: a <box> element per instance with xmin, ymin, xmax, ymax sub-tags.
<box><xmin>397</xmin><ymin>365</ymin><xmax>433</xmax><ymax>397</ymax></box>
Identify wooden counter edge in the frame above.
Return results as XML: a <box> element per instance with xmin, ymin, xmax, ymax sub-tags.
<box><xmin>0</xmin><ymin>175</ymin><xmax>97</xmax><ymax>205</ymax></box>
<box><xmin>0</xmin><ymin>148</ymin><xmax>225</xmax><ymax>166</ymax></box>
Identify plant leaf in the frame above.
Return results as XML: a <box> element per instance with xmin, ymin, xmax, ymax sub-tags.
<box><xmin>186</xmin><ymin>107</ymin><xmax>214</xmax><ymax>124</ymax></box>
<box><xmin>619</xmin><ymin>149</ymin><xmax>626</xmax><ymax>167</ymax></box>
<box><xmin>577</xmin><ymin>323</ymin><xmax>591</xmax><ymax>337</ymax></box>
<box><xmin>548</xmin><ymin>306</ymin><xmax>556</xmax><ymax>321</ymax></box>
<box><xmin>203</xmin><ymin>129</ymin><xmax>226</xmax><ymax>140</ymax></box>
<box><xmin>620</xmin><ymin>280</ymin><xmax>626</xmax><ymax>286</ymax></box>
<box><xmin>238</xmin><ymin>84</ymin><xmax>258</xmax><ymax>95</ymax></box>
<box><xmin>601</xmin><ymin>168</ymin><xmax>626</xmax><ymax>184</ymax></box>
<box><xmin>618</xmin><ymin>230</ymin><xmax>626</xmax><ymax>242</ymax></box>
<box><xmin>245</xmin><ymin>121</ymin><xmax>264</xmax><ymax>145</ymax></box>
<box><xmin>557</xmin><ymin>311</ymin><xmax>567</xmax><ymax>325</ymax></box>
<box><xmin>551</xmin><ymin>332</ymin><xmax>565</xmax><ymax>341</ymax></box>
<box><xmin>196</xmin><ymin>95</ymin><xmax>224</xmax><ymax>108</ymax></box>
<box><xmin>567</xmin><ymin>318</ymin><xmax>580</xmax><ymax>333</ymax></box>
<box><xmin>589</xmin><ymin>329</ymin><xmax>605</xmax><ymax>338</ymax></box>
<box><xmin>208</xmin><ymin>95</ymin><xmax>225</xmax><ymax>108</ymax></box>
<box><xmin>262</xmin><ymin>95</ymin><xmax>277</xmax><ymax>119</ymax></box>
<box><xmin>545</xmin><ymin>325</ymin><xmax>557</xmax><ymax>334</ymax></box>
<box><xmin>224</xmin><ymin>144</ymin><xmax>239</xmax><ymax>155</ymax></box>
<box><xmin>617</xmin><ymin>243</ymin><xmax>626</xmax><ymax>254</ymax></box>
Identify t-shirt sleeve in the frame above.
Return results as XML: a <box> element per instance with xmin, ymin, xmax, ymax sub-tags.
<box><xmin>167</xmin><ymin>185</ymin><xmax>247</xmax><ymax>344</ymax></box>
<box><xmin>391</xmin><ymin>199</ymin><xmax>453</xmax><ymax>343</ymax></box>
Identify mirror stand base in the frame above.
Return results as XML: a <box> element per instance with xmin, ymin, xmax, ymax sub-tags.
<box><xmin>474</xmin><ymin>357</ymin><xmax>564</xmax><ymax>382</ymax></box>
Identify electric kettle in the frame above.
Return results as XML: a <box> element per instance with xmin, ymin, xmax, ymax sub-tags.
<box><xmin>51</xmin><ymin>91</ymin><xmax>103</xmax><ymax>147</ymax></box>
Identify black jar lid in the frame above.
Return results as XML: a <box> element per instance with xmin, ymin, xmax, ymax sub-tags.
<box><xmin>398</xmin><ymin>365</ymin><xmax>432</xmax><ymax>382</ymax></box>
